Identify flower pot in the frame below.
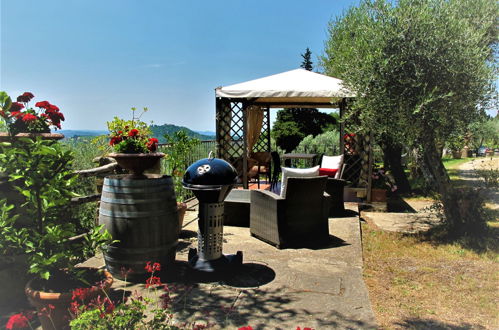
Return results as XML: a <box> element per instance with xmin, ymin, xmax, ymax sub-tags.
<box><xmin>371</xmin><ymin>188</ymin><xmax>387</xmax><ymax>202</ymax></box>
<box><xmin>25</xmin><ymin>268</ymin><xmax>113</xmax><ymax>330</ymax></box>
<box><xmin>452</xmin><ymin>150</ymin><xmax>462</xmax><ymax>159</ymax></box>
<box><xmin>177</xmin><ymin>202</ymin><xmax>187</xmax><ymax>234</ymax></box>
<box><xmin>109</xmin><ymin>153</ymin><xmax>165</xmax><ymax>179</ymax></box>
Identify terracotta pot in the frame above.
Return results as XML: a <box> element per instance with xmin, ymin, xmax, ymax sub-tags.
<box><xmin>452</xmin><ymin>150</ymin><xmax>462</xmax><ymax>159</ymax></box>
<box><xmin>177</xmin><ymin>202</ymin><xmax>187</xmax><ymax>233</ymax></box>
<box><xmin>25</xmin><ymin>269</ymin><xmax>113</xmax><ymax>330</ymax></box>
<box><xmin>109</xmin><ymin>152</ymin><xmax>165</xmax><ymax>179</ymax></box>
<box><xmin>371</xmin><ymin>188</ymin><xmax>387</xmax><ymax>202</ymax></box>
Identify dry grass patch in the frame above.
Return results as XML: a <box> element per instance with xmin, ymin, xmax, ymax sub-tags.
<box><xmin>362</xmin><ymin>222</ymin><xmax>498</xmax><ymax>329</ymax></box>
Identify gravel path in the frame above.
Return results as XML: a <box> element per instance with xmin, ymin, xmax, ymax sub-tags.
<box><xmin>458</xmin><ymin>156</ymin><xmax>498</xmax><ymax>210</ymax></box>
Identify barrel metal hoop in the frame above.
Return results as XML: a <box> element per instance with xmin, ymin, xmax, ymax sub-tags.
<box><xmin>99</xmin><ymin>207</ymin><xmax>175</xmax><ymax>218</ymax></box>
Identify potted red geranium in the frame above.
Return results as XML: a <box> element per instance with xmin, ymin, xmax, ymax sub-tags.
<box><xmin>107</xmin><ymin>107</ymin><xmax>164</xmax><ymax>178</ymax></box>
<box><xmin>0</xmin><ymin>91</ymin><xmax>65</xmax><ymax>140</ymax></box>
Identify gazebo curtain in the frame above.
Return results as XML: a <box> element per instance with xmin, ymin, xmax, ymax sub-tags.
<box><xmin>246</xmin><ymin>105</ymin><xmax>264</xmax><ymax>156</ymax></box>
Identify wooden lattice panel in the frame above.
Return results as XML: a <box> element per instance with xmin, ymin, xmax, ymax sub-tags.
<box><xmin>216</xmin><ymin>100</ymin><xmax>245</xmax><ymax>161</ymax></box>
<box><xmin>342</xmin><ymin>133</ymin><xmax>371</xmax><ymax>187</ymax></box>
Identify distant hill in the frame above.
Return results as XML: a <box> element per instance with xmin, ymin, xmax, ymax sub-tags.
<box><xmin>193</xmin><ymin>130</ymin><xmax>216</xmax><ymax>137</ymax></box>
<box><xmin>59</xmin><ymin>130</ymin><xmax>107</xmax><ymax>138</ymax></box>
<box><xmin>150</xmin><ymin>124</ymin><xmax>214</xmax><ymax>143</ymax></box>
<box><xmin>59</xmin><ymin>125</ymin><xmax>214</xmax><ymax>142</ymax></box>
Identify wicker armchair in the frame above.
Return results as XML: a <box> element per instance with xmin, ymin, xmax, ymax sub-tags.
<box><xmin>250</xmin><ymin>176</ymin><xmax>331</xmax><ymax>248</ymax></box>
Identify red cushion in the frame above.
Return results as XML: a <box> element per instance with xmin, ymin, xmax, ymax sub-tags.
<box><xmin>319</xmin><ymin>168</ymin><xmax>338</xmax><ymax>177</ymax></box>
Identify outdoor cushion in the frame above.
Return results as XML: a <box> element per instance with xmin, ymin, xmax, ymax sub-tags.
<box><xmin>280</xmin><ymin>165</ymin><xmax>320</xmax><ymax>198</ymax></box>
<box><xmin>319</xmin><ymin>168</ymin><xmax>338</xmax><ymax>177</ymax></box>
<box><xmin>320</xmin><ymin>155</ymin><xmax>344</xmax><ymax>179</ymax></box>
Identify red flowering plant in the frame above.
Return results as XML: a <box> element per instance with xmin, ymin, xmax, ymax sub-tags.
<box><xmin>0</xmin><ymin>91</ymin><xmax>65</xmax><ymax>135</ymax></box>
<box><xmin>69</xmin><ymin>261</ymin><xmax>213</xmax><ymax>329</ymax></box>
<box><xmin>372</xmin><ymin>165</ymin><xmax>398</xmax><ymax>192</ymax></box>
<box><xmin>107</xmin><ymin>107</ymin><xmax>159</xmax><ymax>154</ymax></box>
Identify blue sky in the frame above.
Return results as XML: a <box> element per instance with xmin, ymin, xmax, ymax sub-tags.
<box><xmin>1</xmin><ymin>0</ymin><xmax>359</xmax><ymax>131</ymax></box>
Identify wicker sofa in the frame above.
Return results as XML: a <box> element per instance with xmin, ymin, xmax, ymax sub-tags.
<box><xmin>249</xmin><ymin>176</ymin><xmax>331</xmax><ymax>248</ymax></box>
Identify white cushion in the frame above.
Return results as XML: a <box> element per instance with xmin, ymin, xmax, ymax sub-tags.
<box><xmin>280</xmin><ymin>165</ymin><xmax>320</xmax><ymax>198</ymax></box>
<box><xmin>321</xmin><ymin>155</ymin><xmax>344</xmax><ymax>179</ymax></box>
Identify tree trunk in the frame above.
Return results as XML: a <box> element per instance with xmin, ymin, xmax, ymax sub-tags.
<box><xmin>380</xmin><ymin>138</ymin><xmax>411</xmax><ymax>193</ymax></box>
<box><xmin>419</xmin><ymin>134</ymin><xmax>464</xmax><ymax>236</ymax></box>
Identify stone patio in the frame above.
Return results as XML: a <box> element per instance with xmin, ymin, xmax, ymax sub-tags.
<box><xmin>83</xmin><ymin>200</ymin><xmax>377</xmax><ymax>329</ymax></box>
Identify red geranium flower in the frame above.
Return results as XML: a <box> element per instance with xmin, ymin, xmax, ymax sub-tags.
<box><xmin>144</xmin><ymin>261</ymin><xmax>161</xmax><ymax>273</ymax></box>
<box><xmin>10</xmin><ymin>102</ymin><xmax>24</xmax><ymax>112</ymax></box>
<box><xmin>47</xmin><ymin>104</ymin><xmax>59</xmax><ymax>112</ymax></box>
<box><xmin>128</xmin><ymin>129</ymin><xmax>139</xmax><ymax>137</ymax></box>
<box><xmin>109</xmin><ymin>136</ymin><xmax>123</xmax><ymax>146</ymax></box>
<box><xmin>22</xmin><ymin>113</ymin><xmax>38</xmax><ymax>123</ymax></box>
<box><xmin>10</xmin><ymin>111</ymin><xmax>23</xmax><ymax>119</ymax></box>
<box><xmin>146</xmin><ymin>138</ymin><xmax>159</xmax><ymax>152</ymax></box>
<box><xmin>35</xmin><ymin>101</ymin><xmax>50</xmax><ymax>109</ymax></box>
<box><xmin>238</xmin><ymin>327</ymin><xmax>253</xmax><ymax>330</ymax></box>
<box><xmin>145</xmin><ymin>276</ymin><xmax>162</xmax><ymax>288</ymax></box>
<box><xmin>17</xmin><ymin>92</ymin><xmax>35</xmax><ymax>103</ymax></box>
<box><xmin>5</xmin><ymin>313</ymin><xmax>30</xmax><ymax>329</ymax></box>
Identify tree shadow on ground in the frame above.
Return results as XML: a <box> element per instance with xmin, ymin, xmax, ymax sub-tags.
<box><xmin>286</xmin><ymin>234</ymin><xmax>350</xmax><ymax>250</ymax></box>
<box><xmin>395</xmin><ymin>317</ymin><xmax>486</xmax><ymax>329</ymax></box>
<box><xmin>411</xmin><ymin>224</ymin><xmax>499</xmax><ymax>255</ymax></box>
<box><xmin>387</xmin><ymin>195</ymin><xmax>418</xmax><ymax>213</ymax></box>
<box><xmin>151</xmin><ymin>260</ymin><xmax>375</xmax><ymax>328</ymax></box>
<box><xmin>333</xmin><ymin>208</ymin><xmax>359</xmax><ymax>217</ymax></box>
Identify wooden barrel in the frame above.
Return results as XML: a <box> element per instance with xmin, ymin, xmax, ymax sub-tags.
<box><xmin>99</xmin><ymin>174</ymin><xmax>179</xmax><ymax>280</ymax></box>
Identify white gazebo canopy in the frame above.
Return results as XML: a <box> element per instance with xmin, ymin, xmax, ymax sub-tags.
<box><xmin>215</xmin><ymin>68</ymin><xmax>355</xmax><ymax>108</ymax></box>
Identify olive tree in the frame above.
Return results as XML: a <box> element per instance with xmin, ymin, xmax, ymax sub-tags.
<box><xmin>321</xmin><ymin>0</ymin><xmax>498</xmax><ymax>235</ymax></box>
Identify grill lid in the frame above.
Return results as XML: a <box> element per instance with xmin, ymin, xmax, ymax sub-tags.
<box><xmin>182</xmin><ymin>153</ymin><xmax>237</xmax><ymax>190</ymax></box>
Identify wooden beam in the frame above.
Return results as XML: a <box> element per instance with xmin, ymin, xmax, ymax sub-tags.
<box><xmin>75</xmin><ymin>162</ymin><xmax>118</xmax><ymax>177</ymax></box>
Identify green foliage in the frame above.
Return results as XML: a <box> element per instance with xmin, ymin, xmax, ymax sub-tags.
<box><xmin>431</xmin><ymin>187</ymin><xmax>490</xmax><ymax>236</ymax></box>
<box><xmin>107</xmin><ymin>107</ymin><xmax>153</xmax><ymax>154</ymax></box>
<box><xmin>321</xmin><ymin>0</ymin><xmax>497</xmax><ymax>145</ymax></box>
<box><xmin>272</xmin><ymin>108</ymin><xmax>336</xmax><ymax>152</ymax></box>
<box><xmin>150</xmin><ymin>124</ymin><xmax>213</xmax><ymax>143</ymax></box>
<box><xmin>162</xmin><ymin>130</ymin><xmax>200</xmax><ymax>202</ymax></box>
<box><xmin>62</xmin><ymin>137</ymin><xmax>107</xmax><ymax>230</ymax></box>
<box><xmin>0</xmin><ymin>138</ymin><xmax>111</xmax><ymax>279</ymax></box>
<box><xmin>468</xmin><ymin>115</ymin><xmax>499</xmax><ymax>149</ymax></box>
<box><xmin>293</xmin><ymin>130</ymin><xmax>341</xmax><ymax>155</ymax></box>
<box><xmin>476</xmin><ymin>167</ymin><xmax>499</xmax><ymax>188</ymax></box>
<box><xmin>0</xmin><ymin>200</ymin><xmax>29</xmax><ymax>256</ymax></box>
<box><xmin>70</xmin><ymin>299</ymin><xmax>147</xmax><ymax>330</ymax></box>
<box><xmin>321</xmin><ymin>0</ymin><xmax>498</xmax><ymax>234</ymax></box>
<box><xmin>70</xmin><ymin>266</ymin><xmax>201</xmax><ymax>329</ymax></box>
<box><xmin>300</xmin><ymin>47</ymin><xmax>313</xmax><ymax>71</ymax></box>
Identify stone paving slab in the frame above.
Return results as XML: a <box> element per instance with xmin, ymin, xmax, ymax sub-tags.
<box><xmin>82</xmin><ymin>201</ymin><xmax>376</xmax><ymax>329</ymax></box>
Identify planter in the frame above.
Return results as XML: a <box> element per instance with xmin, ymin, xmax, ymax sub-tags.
<box><xmin>177</xmin><ymin>202</ymin><xmax>187</xmax><ymax>234</ymax></box>
<box><xmin>371</xmin><ymin>188</ymin><xmax>387</xmax><ymax>202</ymax></box>
<box><xmin>452</xmin><ymin>150</ymin><xmax>462</xmax><ymax>159</ymax></box>
<box><xmin>109</xmin><ymin>152</ymin><xmax>165</xmax><ymax>179</ymax></box>
<box><xmin>99</xmin><ymin>175</ymin><xmax>179</xmax><ymax>280</ymax></box>
<box><xmin>0</xmin><ymin>132</ymin><xmax>64</xmax><ymax>142</ymax></box>
<box><xmin>25</xmin><ymin>268</ymin><xmax>113</xmax><ymax>330</ymax></box>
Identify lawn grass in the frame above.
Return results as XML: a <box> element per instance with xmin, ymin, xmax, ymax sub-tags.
<box><xmin>362</xmin><ymin>222</ymin><xmax>499</xmax><ymax>329</ymax></box>
<box><xmin>363</xmin><ymin>156</ymin><xmax>499</xmax><ymax>329</ymax></box>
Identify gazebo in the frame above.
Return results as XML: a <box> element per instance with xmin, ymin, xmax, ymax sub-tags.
<box><xmin>215</xmin><ymin>69</ymin><xmax>374</xmax><ymax>200</ymax></box>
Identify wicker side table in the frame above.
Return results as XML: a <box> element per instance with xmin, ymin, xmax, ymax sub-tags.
<box><xmin>224</xmin><ymin>189</ymin><xmax>251</xmax><ymax>227</ymax></box>
<box><xmin>325</xmin><ymin>178</ymin><xmax>347</xmax><ymax>217</ymax></box>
